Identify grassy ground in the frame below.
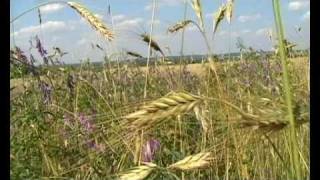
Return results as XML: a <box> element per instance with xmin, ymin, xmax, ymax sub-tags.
<box><xmin>10</xmin><ymin>56</ymin><xmax>309</xmax><ymax>179</ymax></box>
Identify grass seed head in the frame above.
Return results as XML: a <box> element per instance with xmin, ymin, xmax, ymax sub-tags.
<box><xmin>225</xmin><ymin>0</ymin><xmax>234</xmax><ymax>24</ymax></box>
<box><xmin>168</xmin><ymin>152</ymin><xmax>212</xmax><ymax>171</ymax></box>
<box><xmin>124</xmin><ymin>92</ymin><xmax>203</xmax><ymax>132</ymax></box>
<box><xmin>118</xmin><ymin>162</ymin><xmax>157</xmax><ymax>180</ymax></box>
<box><xmin>168</xmin><ymin>20</ymin><xmax>193</xmax><ymax>33</ymax></box>
<box><xmin>213</xmin><ymin>4</ymin><xmax>227</xmax><ymax>34</ymax></box>
<box><xmin>67</xmin><ymin>2</ymin><xmax>114</xmax><ymax>41</ymax></box>
<box><xmin>140</xmin><ymin>33</ymin><xmax>165</xmax><ymax>57</ymax></box>
<box><xmin>191</xmin><ymin>0</ymin><xmax>204</xmax><ymax>31</ymax></box>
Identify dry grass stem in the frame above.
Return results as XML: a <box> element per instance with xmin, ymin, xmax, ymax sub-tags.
<box><xmin>126</xmin><ymin>51</ymin><xmax>143</xmax><ymax>58</ymax></box>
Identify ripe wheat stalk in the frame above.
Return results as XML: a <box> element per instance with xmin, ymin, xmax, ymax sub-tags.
<box><xmin>167</xmin><ymin>152</ymin><xmax>213</xmax><ymax>171</ymax></box>
<box><xmin>140</xmin><ymin>33</ymin><xmax>165</xmax><ymax>57</ymax></box>
<box><xmin>191</xmin><ymin>0</ymin><xmax>204</xmax><ymax>31</ymax></box>
<box><xmin>124</xmin><ymin>92</ymin><xmax>204</xmax><ymax>132</ymax></box>
<box><xmin>167</xmin><ymin>20</ymin><xmax>193</xmax><ymax>33</ymax></box>
<box><xmin>67</xmin><ymin>2</ymin><xmax>114</xmax><ymax>41</ymax></box>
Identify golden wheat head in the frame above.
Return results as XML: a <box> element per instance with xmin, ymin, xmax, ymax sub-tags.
<box><xmin>191</xmin><ymin>0</ymin><xmax>204</xmax><ymax>31</ymax></box>
<box><xmin>213</xmin><ymin>4</ymin><xmax>227</xmax><ymax>34</ymax></box>
<box><xmin>67</xmin><ymin>2</ymin><xmax>114</xmax><ymax>41</ymax></box>
<box><xmin>168</xmin><ymin>20</ymin><xmax>193</xmax><ymax>33</ymax></box>
<box><xmin>225</xmin><ymin>0</ymin><xmax>234</xmax><ymax>24</ymax></box>
<box><xmin>140</xmin><ymin>33</ymin><xmax>165</xmax><ymax>57</ymax></box>
<box><xmin>168</xmin><ymin>152</ymin><xmax>212</xmax><ymax>171</ymax></box>
<box><xmin>118</xmin><ymin>162</ymin><xmax>157</xmax><ymax>180</ymax></box>
<box><xmin>124</xmin><ymin>92</ymin><xmax>203</xmax><ymax>131</ymax></box>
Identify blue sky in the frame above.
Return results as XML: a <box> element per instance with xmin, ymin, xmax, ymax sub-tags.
<box><xmin>10</xmin><ymin>0</ymin><xmax>310</xmax><ymax>64</ymax></box>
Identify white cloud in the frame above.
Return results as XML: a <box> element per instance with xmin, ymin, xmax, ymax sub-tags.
<box><xmin>12</xmin><ymin>21</ymin><xmax>68</xmax><ymax>37</ymax></box>
<box><xmin>288</xmin><ymin>1</ymin><xmax>309</xmax><ymax>11</ymax></box>
<box><xmin>238</xmin><ymin>13</ymin><xmax>261</xmax><ymax>23</ymax></box>
<box><xmin>205</xmin><ymin>13</ymin><xmax>213</xmax><ymax>19</ymax></box>
<box><xmin>185</xmin><ymin>26</ymin><xmax>198</xmax><ymax>32</ymax></box>
<box><xmin>144</xmin><ymin>4</ymin><xmax>153</xmax><ymax>11</ymax></box>
<box><xmin>113</xmin><ymin>14</ymin><xmax>126</xmax><ymax>22</ymax></box>
<box><xmin>231</xmin><ymin>32</ymin><xmax>239</xmax><ymax>37</ymax></box>
<box><xmin>144</xmin><ymin>0</ymin><xmax>182</xmax><ymax>11</ymax></box>
<box><xmin>40</xmin><ymin>3</ymin><xmax>65</xmax><ymax>14</ymax></box>
<box><xmin>147</xmin><ymin>19</ymin><xmax>161</xmax><ymax>26</ymax></box>
<box><xmin>301</xmin><ymin>10</ymin><xmax>310</xmax><ymax>21</ymax></box>
<box><xmin>241</xmin><ymin>29</ymin><xmax>251</xmax><ymax>34</ymax></box>
<box><xmin>218</xmin><ymin>30</ymin><xmax>226</xmax><ymax>36</ymax></box>
<box><xmin>76</xmin><ymin>38</ymin><xmax>88</xmax><ymax>45</ymax></box>
<box><xmin>256</xmin><ymin>27</ymin><xmax>271</xmax><ymax>36</ymax></box>
<box><xmin>116</xmin><ymin>18</ymin><xmax>143</xmax><ymax>28</ymax></box>
<box><xmin>216</xmin><ymin>30</ymin><xmax>241</xmax><ymax>37</ymax></box>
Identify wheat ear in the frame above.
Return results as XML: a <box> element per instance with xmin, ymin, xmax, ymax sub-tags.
<box><xmin>167</xmin><ymin>152</ymin><xmax>212</xmax><ymax>171</ymax></box>
<box><xmin>140</xmin><ymin>33</ymin><xmax>164</xmax><ymax>57</ymax></box>
<box><xmin>213</xmin><ymin>4</ymin><xmax>227</xmax><ymax>35</ymax></box>
<box><xmin>191</xmin><ymin>0</ymin><xmax>204</xmax><ymax>31</ymax></box>
<box><xmin>67</xmin><ymin>2</ymin><xmax>114</xmax><ymax>41</ymax></box>
<box><xmin>167</xmin><ymin>20</ymin><xmax>193</xmax><ymax>33</ymax></box>
<box><xmin>118</xmin><ymin>162</ymin><xmax>157</xmax><ymax>180</ymax></box>
<box><xmin>124</xmin><ymin>92</ymin><xmax>203</xmax><ymax>132</ymax></box>
<box><xmin>225</xmin><ymin>0</ymin><xmax>234</xmax><ymax>24</ymax></box>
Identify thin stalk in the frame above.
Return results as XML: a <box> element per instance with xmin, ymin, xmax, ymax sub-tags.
<box><xmin>179</xmin><ymin>0</ymin><xmax>188</xmax><ymax>87</ymax></box>
<box><xmin>272</xmin><ymin>0</ymin><xmax>301</xmax><ymax>179</ymax></box>
<box><xmin>143</xmin><ymin>0</ymin><xmax>157</xmax><ymax>99</ymax></box>
<box><xmin>10</xmin><ymin>1</ymin><xmax>67</xmax><ymax>23</ymax></box>
<box><xmin>189</xmin><ymin>21</ymin><xmax>222</xmax><ymax>94</ymax></box>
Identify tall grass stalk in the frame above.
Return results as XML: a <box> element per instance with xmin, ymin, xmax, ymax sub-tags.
<box><xmin>272</xmin><ymin>0</ymin><xmax>301</xmax><ymax>179</ymax></box>
<box><xmin>178</xmin><ymin>0</ymin><xmax>188</xmax><ymax>88</ymax></box>
<box><xmin>143</xmin><ymin>0</ymin><xmax>157</xmax><ymax>99</ymax></box>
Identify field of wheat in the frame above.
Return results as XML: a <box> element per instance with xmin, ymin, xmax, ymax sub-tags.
<box><xmin>10</xmin><ymin>0</ymin><xmax>309</xmax><ymax>179</ymax></box>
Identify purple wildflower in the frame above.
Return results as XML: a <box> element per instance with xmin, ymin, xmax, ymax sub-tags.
<box><xmin>78</xmin><ymin>113</ymin><xmax>95</xmax><ymax>133</ymax></box>
<box><xmin>86</xmin><ymin>139</ymin><xmax>106</xmax><ymax>152</ymax></box>
<box><xmin>35</xmin><ymin>35</ymin><xmax>48</xmax><ymax>64</ymax></box>
<box><xmin>141</xmin><ymin>139</ymin><xmax>160</xmax><ymax>162</ymax></box>
<box><xmin>39</xmin><ymin>81</ymin><xmax>52</xmax><ymax>105</ymax></box>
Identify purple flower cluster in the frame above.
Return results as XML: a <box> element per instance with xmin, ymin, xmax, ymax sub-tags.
<box><xmin>141</xmin><ymin>139</ymin><xmax>160</xmax><ymax>162</ymax></box>
<box><xmin>86</xmin><ymin>139</ymin><xmax>105</xmax><ymax>152</ymax></box>
<box><xmin>35</xmin><ymin>35</ymin><xmax>47</xmax><ymax>57</ymax></box>
<box><xmin>78</xmin><ymin>113</ymin><xmax>96</xmax><ymax>133</ymax></box>
<box><xmin>35</xmin><ymin>35</ymin><xmax>49</xmax><ymax>65</ymax></box>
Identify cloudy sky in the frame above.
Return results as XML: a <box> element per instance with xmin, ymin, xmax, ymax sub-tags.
<box><xmin>10</xmin><ymin>0</ymin><xmax>310</xmax><ymax>64</ymax></box>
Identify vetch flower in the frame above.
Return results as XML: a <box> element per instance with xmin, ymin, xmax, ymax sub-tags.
<box><xmin>39</xmin><ymin>81</ymin><xmax>52</xmax><ymax>105</ymax></box>
<box><xmin>78</xmin><ymin>113</ymin><xmax>96</xmax><ymax>133</ymax></box>
<box><xmin>141</xmin><ymin>139</ymin><xmax>160</xmax><ymax>162</ymax></box>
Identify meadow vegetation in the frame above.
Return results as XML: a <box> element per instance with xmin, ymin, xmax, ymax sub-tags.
<box><xmin>10</xmin><ymin>0</ymin><xmax>309</xmax><ymax>179</ymax></box>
